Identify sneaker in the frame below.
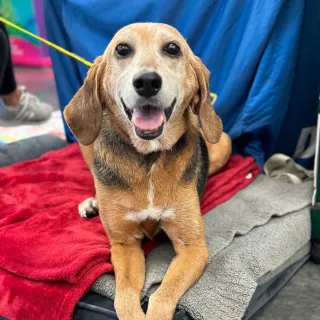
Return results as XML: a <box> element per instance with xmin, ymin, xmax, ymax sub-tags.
<box><xmin>0</xmin><ymin>86</ymin><xmax>53</xmax><ymax>126</ymax></box>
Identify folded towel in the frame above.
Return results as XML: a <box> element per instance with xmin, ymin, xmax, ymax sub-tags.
<box><xmin>0</xmin><ymin>143</ymin><xmax>259</xmax><ymax>320</ymax></box>
<box><xmin>264</xmin><ymin>153</ymin><xmax>314</xmax><ymax>184</ymax></box>
<box><xmin>201</xmin><ymin>155</ymin><xmax>260</xmax><ymax>214</ymax></box>
<box><xmin>93</xmin><ymin>176</ymin><xmax>313</xmax><ymax>320</ymax></box>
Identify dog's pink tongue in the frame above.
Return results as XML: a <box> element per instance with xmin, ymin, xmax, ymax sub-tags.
<box><xmin>132</xmin><ymin>107</ymin><xmax>165</xmax><ymax>131</ymax></box>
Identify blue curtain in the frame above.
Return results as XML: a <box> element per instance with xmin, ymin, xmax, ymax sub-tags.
<box><xmin>44</xmin><ymin>0</ymin><xmax>320</xmax><ymax>167</ymax></box>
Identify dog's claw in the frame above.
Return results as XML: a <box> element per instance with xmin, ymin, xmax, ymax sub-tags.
<box><xmin>78</xmin><ymin>198</ymin><xmax>99</xmax><ymax>218</ymax></box>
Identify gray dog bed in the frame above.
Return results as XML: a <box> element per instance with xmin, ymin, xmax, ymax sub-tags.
<box><xmin>92</xmin><ymin>175</ymin><xmax>312</xmax><ymax>320</ymax></box>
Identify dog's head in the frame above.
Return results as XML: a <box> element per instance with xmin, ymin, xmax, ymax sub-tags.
<box><xmin>64</xmin><ymin>23</ymin><xmax>222</xmax><ymax>152</ymax></box>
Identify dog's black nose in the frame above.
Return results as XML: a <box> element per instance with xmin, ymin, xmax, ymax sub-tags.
<box><xmin>133</xmin><ymin>72</ymin><xmax>162</xmax><ymax>98</ymax></box>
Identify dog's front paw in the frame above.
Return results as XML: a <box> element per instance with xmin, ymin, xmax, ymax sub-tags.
<box><xmin>115</xmin><ymin>299</ymin><xmax>146</xmax><ymax>320</ymax></box>
<box><xmin>117</xmin><ymin>310</ymin><xmax>145</xmax><ymax>320</ymax></box>
<box><xmin>146</xmin><ymin>293</ymin><xmax>176</xmax><ymax>320</ymax></box>
<box><xmin>78</xmin><ymin>198</ymin><xmax>99</xmax><ymax>218</ymax></box>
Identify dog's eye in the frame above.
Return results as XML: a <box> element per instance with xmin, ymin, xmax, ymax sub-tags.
<box><xmin>164</xmin><ymin>42</ymin><xmax>181</xmax><ymax>57</ymax></box>
<box><xmin>115</xmin><ymin>44</ymin><xmax>132</xmax><ymax>58</ymax></box>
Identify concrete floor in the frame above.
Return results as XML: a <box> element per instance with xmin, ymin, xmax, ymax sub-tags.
<box><xmin>252</xmin><ymin>261</ymin><xmax>320</xmax><ymax>320</ymax></box>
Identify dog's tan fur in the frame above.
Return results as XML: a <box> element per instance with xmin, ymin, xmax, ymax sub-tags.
<box><xmin>64</xmin><ymin>23</ymin><xmax>231</xmax><ymax>320</ymax></box>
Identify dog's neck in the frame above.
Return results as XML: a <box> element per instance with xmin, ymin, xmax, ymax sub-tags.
<box><xmin>97</xmin><ymin>118</ymin><xmax>194</xmax><ymax>169</ymax></box>
<box><xmin>92</xmin><ymin>111</ymin><xmax>204</xmax><ymax>197</ymax></box>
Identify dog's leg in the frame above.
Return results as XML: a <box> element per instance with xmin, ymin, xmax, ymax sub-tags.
<box><xmin>78</xmin><ymin>144</ymin><xmax>100</xmax><ymax>218</ymax></box>
<box><xmin>146</xmin><ymin>210</ymin><xmax>209</xmax><ymax>320</ymax></box>
<box><xmin>201</xmin><ymin>131</ymin><xmax>232</xmax><ymax>176</ymax></box>
<box><xmin>78</xmin><ymin>197</ymin><xmax>99</xmax><ymax>218</ymax></box>
<box><xmin>111</xmin><ymin>240</ymin><xmax>146</xmax><ymax>320</ymax></box>
<box><xmin>79</xmin><ymin>143</ymin><xmax>94</xmax><ymax>170</ymax></box>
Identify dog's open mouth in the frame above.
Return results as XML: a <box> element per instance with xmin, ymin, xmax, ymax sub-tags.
<box><xmin>121</xmin><ymin>98</ymin><xmax>176</xmax><ymax>140</ymax></box>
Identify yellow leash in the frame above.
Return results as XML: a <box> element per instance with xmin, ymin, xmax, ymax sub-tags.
<box><xmin>0</xmin><ymin>16</ymin><xmax>217</xmax><ymax>103</ymax></box>
<box><xmin>0</xmin><ymin>17</ymin><xmax>93</xmax><ymax>67</ymax></box>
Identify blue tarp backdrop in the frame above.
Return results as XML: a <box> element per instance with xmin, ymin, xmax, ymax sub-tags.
<box><xmin>44</xmin><ymin>0</ymin><xmax>320</xmax><ymax>167</ymax></box>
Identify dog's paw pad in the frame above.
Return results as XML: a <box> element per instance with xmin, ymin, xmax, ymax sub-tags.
<box><xmin>78</xmin><ymin>198</ymin><xmax>99</xmax><ymax>218</ymax></box>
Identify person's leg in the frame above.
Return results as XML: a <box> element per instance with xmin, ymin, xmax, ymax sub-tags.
<box><xmin>0</xmin><ymin>21</ymin><xmax>21</xmax><ymax>107</ymax></box>
<box><xmin>0</xmin><ymin>29</ymin><xmax>8</xmax><ymax>82</ymax></box>
<box><xmin>0</xmin><ymin>20</ymin><xmax>53</xmax><ymax>126</ymax></box>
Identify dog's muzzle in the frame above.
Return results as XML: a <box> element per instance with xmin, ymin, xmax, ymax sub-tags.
<box><xmin>121</xmin><ymin>98</ymin><xmax>176</xmax><ymax>140</ymax></box>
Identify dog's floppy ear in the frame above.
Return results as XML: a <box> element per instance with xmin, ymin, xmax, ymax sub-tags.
<box><xmin>64</xmin><ymin>56</ymin><xmax>105</xmax><ymax>145</ymax></box>
<box><xmin>190</xmin><ymin>55</ymin><xmax>222</xmax><ymax>144</ymax></box>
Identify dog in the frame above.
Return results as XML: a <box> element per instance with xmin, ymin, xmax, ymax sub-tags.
<box><xmin>64</xmin><ymin>23</ymin><xmax>231</xmax><ymax>320</ymax></box>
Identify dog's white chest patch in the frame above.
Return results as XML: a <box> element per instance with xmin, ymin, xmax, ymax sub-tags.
<box><xmin>125</xmin><ymin>163</ymin><xmax>175</xmax><ymax>223</ymax></box>
<box><xmin>125</xmin><ymin>206</ymin><xmax>175</xmax><ymax>223</ymax></box>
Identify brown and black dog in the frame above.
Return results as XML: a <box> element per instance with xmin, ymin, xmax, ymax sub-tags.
<box><xmin>64</xmin><ymin>23</ymin><xmax>231</xmax><ymax>320</ymax></box>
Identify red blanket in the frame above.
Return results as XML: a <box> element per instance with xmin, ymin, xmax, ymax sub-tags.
<box><xmin>0</xmin><ymin>143</ymin><xmax>260</xmax><ymax>320</ymax></box>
